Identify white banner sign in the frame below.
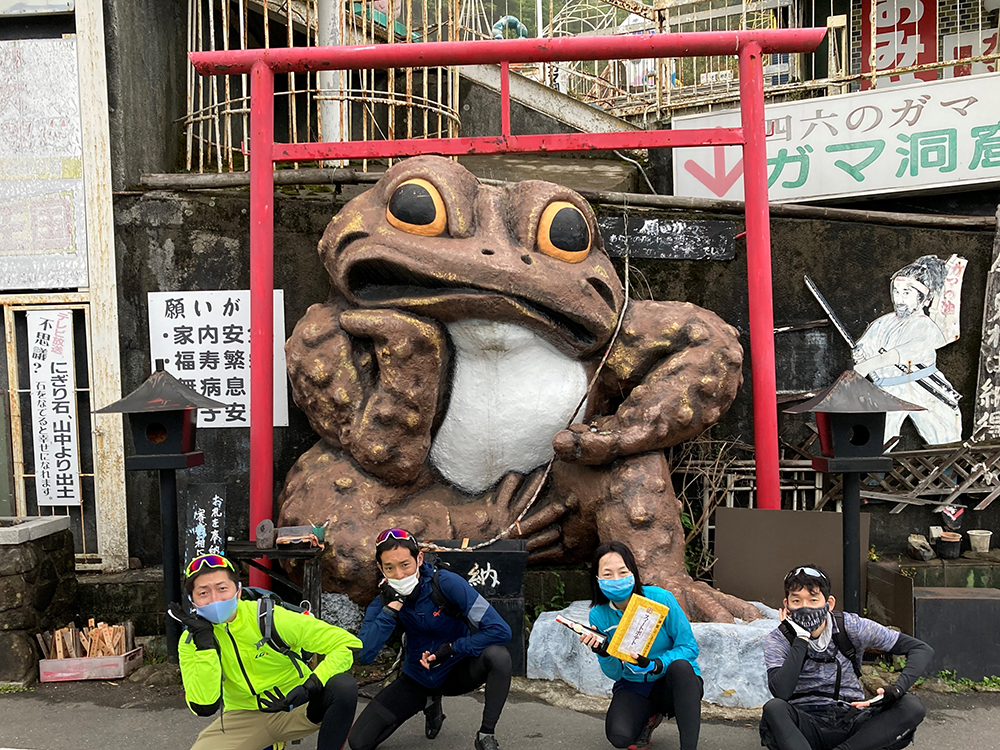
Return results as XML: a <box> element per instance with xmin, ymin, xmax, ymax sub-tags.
<box><xmin>673</xmin><ymin>73</ymin><xmax>1000</xmax><ymax>203</ymax></box>
<box><xmin>27</xmin><ymin>309</ymin><xmax>82</xmax><ymax>506</ymax></box>
<box><xmin>148</xmin><ymin>290</ymin><xmax>289</xmax><ymax>428</ymax></box>
<box><xmin>0</xmin><ymin>39</ymin><xmax>89</xmax><ymax>290</ymax></box>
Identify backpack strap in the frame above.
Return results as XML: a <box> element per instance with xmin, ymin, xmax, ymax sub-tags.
<box><xmin>780</xmin><ymin>612</ymin><xmax>860</xmax><ymax>702</ymax></box>
<box><xmin>831</xmin><ymin>611</ymin><xmax>862</xmax><ymax>679</ymax></box>
<box><xmin>430</xmin><ymin>567</ymin><xmax>478</xmax><ymax>634</ymax></box>
<box><xmin>255</xmin><ymin>597</ymin><xmax>306</xmax><ymax>677</ymax></box>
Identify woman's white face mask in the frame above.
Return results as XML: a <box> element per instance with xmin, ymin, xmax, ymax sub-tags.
<box><xmin>386</xmin><ymin>571</ymin><xmax>420</xmax><ymax>596</ymax></box>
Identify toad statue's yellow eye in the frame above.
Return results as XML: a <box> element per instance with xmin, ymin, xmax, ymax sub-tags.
<box><xmin>537</xmin><ymin>201</ymin><xmax>591</xmax><ymax>263</ymax></box>
<box><xmin>386</xmin><ymin>179</ymin><xmax>447</xmax><ymax>236</ymax></box>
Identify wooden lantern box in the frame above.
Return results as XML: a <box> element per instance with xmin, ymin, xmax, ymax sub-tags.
<box><xmin>40</xmin><ymin>647</ymin><xmax>143</xmax><ymax>683</ymax></box>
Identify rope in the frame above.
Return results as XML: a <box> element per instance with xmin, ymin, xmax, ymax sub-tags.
<box><xmin>424</xmin><ymin>200</ymin><xmax>633</xmax><ymax>554</ymax></box>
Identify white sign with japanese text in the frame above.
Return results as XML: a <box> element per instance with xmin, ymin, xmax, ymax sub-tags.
<box><xmin>148</xmin><ymin>290</ymin><xmax>289</xmax><ymax>428</ymax></box>
<box><xmin>673</xmin><ymin>73</ymin><xmax>1000</xmax><ymax>203</ymax></box>
<box><xmin>0</xmin><ymin>38</ymin><xmax>89</xmax><ymax>290</ymax></box>
<box><xmin>27</xmin><ymin>309</ymin><xmax>82</xmax><ymax>506</ymax></box>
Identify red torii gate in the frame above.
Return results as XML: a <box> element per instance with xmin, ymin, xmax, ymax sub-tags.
<box><xmin>191</xmin><ymin>29</ymin><xmax>826</xmax><ymax>585</ymax></box>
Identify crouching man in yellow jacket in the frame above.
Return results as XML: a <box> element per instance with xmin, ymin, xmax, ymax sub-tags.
<box><xmin>169</xmin><ymin>554</ymin><xmax>362</xmax><ymax>750</ymax></box>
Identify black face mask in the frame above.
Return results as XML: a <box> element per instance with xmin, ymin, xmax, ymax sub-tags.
<box><xmin>788</xmin><ymin>603</ymin><xmax>829</xmax><ymax>632</ymax></box>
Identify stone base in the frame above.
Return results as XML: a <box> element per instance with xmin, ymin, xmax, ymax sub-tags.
<box><xmin>0</xmin><ymin>520</ymin><xmax>77</xmax><ymax>684</ymax></box>
<box><xmin>527</xmin><ymin>600</ymin><xmax>780</xmax><ymax>708</ymax></box>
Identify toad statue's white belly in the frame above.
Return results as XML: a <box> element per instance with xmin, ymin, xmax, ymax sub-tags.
<box><xmin>429</xmin><ymin>319</ymin><xmax>589</xmax><ymax>494</ymax></box>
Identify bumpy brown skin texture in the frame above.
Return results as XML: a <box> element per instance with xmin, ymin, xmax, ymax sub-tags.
<box><xmin>280</xmin><ymin>155</ymin><xmax>758</xmax><ymax>623</ymax></box>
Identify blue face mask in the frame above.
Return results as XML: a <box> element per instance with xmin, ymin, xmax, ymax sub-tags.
<box><xmin>195</xmin><ymin>584</ymin><xmax>241</xmax><ymax>624</ymax></box>
<box><xmin>598</xmin><ymin>574</ymin><xmax>635</xmax><ymax>603</ymax></box>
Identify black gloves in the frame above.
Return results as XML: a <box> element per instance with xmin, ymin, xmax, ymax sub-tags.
<box><xmin>877</xmin><ymin>683</ymin><xmax>906</xmax><ymax>709</ymax></box>
<box><xmin>167</xmin><ymin>602</ymin><xmax>216</xmax><ymax>651</ymax></box>
<box><xmin>380</xmin><ymin>580</ymin><xmax>407</xmax><ymax>609</ymax></box>
<box><xmin>259</xmin><ymin>673</ymin><xmax>323</xmax><ymax>713</ymax></box>
<box><xmin>431</xmin><ymin>642</ymin><xmax>455</xmax><ymax>666</ymax></box>
<box><xmin>632</xmin><ymin>654</ymin><xmax>664</xmax><ymax>674</ymax></box>
<box><xmin>591</xmin><ymin>640</ymin><xmax>609</xmax><ymax>657</ymax></box>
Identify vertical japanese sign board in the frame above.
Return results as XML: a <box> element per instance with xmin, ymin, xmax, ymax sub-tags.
<box><xmin>148</xmin><ymin>291</ymin><xmax>289</xmax><ymax>427</ymax></box>
<box><xmin>674</xmin><ymin>73</ymin><xmax>1000</xmax><ymax>204</ymax></box>
<box><xmin>26</xmin><ymin>309</ymin><xmax>82</xmax><ymax>506</ymax></box>
<box><xmin>0</xmin><ymin>39</ymin><xmax>89</xmax><ymax>290</ymax></box>
<box><xmin>860</xmin><ymin>0</ymin><xmax>938</xmax><ymax>89</ymax></box>
<box><xmin>973</xmin><ymin>227</ymin><xmax>1000</xmax><ymax>441</ymax></box>
<box><xmin>185</xmin><ymin>483</ymin><xmax>226</xmax><ymax>565</ymax></box>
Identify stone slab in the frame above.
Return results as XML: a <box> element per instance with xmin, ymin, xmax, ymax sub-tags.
<box><xmin>0</xmin><ymin>516</ymin><xmax>71</xmax><ymax>545</ymax></box>
<box><xmin>527</xmin><ymin>600</ymin><xmax>781</xmax><ymax>708</ymax></box>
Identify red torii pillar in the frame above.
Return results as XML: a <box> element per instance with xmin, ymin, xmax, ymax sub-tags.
<box><xmin>192</xmin><ymin>29</ymin><xmax>827</xmax><ymax>586</ymax></box>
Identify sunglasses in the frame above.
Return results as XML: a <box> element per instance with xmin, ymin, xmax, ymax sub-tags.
<box><xmin>785</xmin><ymin>566</ymin><xmax>828</xmax><ymax>583</ymax></box>
<box><xmin>376</xmin><ymin>528</ymin><xmax>412</xmax><ymax>546</ymax></box>
<box><xmin>185</xmin><ymin>554</ymin><xmax>235</xmax><ymax>578</ymax></box>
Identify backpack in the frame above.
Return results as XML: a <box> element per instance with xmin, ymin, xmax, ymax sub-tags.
<box><xmin>241</xmin><ymin>586</ymin><xmax>313</xmax><ymax>676</ymax></box>
<box><xmin>779</xmin><ymin>611</ymin><xmax>862</xmax><ymax>702</ymax></box>
<box><xmin>380</xmin><ymin>554</ymin><xmax>477</xmax><ymax>634</ymax></box>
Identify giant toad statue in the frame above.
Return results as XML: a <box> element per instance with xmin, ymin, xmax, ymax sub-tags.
<box><xmin>279</xmin><ymin>156</ymin><xmax>757</xmax><ymax>622</ymax></box>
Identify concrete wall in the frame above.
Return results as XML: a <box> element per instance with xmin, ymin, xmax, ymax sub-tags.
<box><xmin>103</xmin><ymin>0</ymin><xmax>188</xmax><ymax>190</ymax></box>
<box><xmin>113</xmin><ymin>186</ymin><xmax>999</xmax><ymax>565</ymax></box>
<box><xmin>113</xmin><ymin>189</ymin><xmax>346</xmax><ymax>564</ymax></box>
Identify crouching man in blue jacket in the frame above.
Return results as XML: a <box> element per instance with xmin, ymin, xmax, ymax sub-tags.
<box><xmin>348</xmin><ymin>528</ymin><xmax>513</xmax><ymax>750</ymax></box>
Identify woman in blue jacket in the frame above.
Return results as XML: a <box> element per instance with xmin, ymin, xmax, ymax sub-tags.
<box><xmin>579</xmin><ymin>541</ymin><xmax>703</xmax><ymax>750</ymax></box>
<box><xmin>349</xmin><ymin>529</ymin><xmax>513</xmax><ymax>750</ymax></box>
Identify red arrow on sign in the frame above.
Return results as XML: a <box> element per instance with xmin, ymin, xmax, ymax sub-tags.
<box><xmin>684</xmin><ymin>146</ymin><xmax>743</xmax><ymax>197</ymax></box>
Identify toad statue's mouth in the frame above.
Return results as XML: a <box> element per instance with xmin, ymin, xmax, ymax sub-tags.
<box><xmin>345</xmin><ymin>258</ymin><xmax>600</xmax><ymax>349</ymax></box>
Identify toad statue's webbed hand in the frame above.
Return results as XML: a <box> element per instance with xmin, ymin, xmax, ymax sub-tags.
<box><xmin>286</xmin><ymin>303</ymin><xmax>448</xmax><ymax>485</ymax></box>
<box><xmin>553</xmin><ymin>301</ymin><xmax>743</xmax><ymax>465</ymax></box>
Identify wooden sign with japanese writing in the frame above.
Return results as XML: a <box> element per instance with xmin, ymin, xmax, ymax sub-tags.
<box><xmin>147</xmin><ymin>290</ymin><xmax>288</xmax><ymax>427</ymax></box>
<box><xmin>973</xmin><ymin>209</ymin><xmax>1000</xmax><ymax>441</ymax></box>
<box><xmin>184</xmin><ymin>483</ymin><xmax>226</xmax><ymax>565</ymax></box>
<box><xmin>26</xmin><ymin>309</ymin><xmax>81</xmax><ymax>506</ymax></box>
<box><xmin>596</xmin><ymin>214</ymin><xmax>736</xmax><ymax>261</ymax></box>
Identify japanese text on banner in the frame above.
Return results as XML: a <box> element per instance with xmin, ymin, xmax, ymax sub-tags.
<box><xmin>147</xmin><ymin>290</ymin><xmax>288</xmax><ymax>428</ymax></box>
<box><xmin>27</xmin><ymin>309</ymin><xmax>82</xmax><ymax>506</ymax></box>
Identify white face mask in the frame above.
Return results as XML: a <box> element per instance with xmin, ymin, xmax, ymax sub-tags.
<box><xmin>387</xmin><ymin>571</ymin><xmax>420</xmax><ymax>596</ymax></box>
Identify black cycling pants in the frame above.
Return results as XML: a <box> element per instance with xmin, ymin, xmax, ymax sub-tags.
<box><xmin>605</xmin><ymin>659</ymin><xmax>704</xmax><ymax>750</ymax></box>
<box><xmin>308</xmin><ymin>672</ymin><xmax>360</xmax><ymax>750</ymax></box>
<box><xmin>348</xmin><ymin>645</ymin><xmax>512</xmax><ymax>750</ymax></box>
<box><xmin>759</xmin><ymin>694</ymin><xmax>926</xmax><ymax>750</ymax></box>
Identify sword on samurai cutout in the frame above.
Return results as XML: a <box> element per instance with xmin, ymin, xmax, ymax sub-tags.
<box><xmin>804</xmin><ymin>275</ymin><xmax>961</xmax><ymax>410</ymax></box>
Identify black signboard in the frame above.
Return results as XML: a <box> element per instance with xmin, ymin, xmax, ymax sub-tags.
<box><xmin>184</xmin><ymin>483</ymin><xmax>226</xmax><ymax>566</ymax></box>
<box><xmin>597</xmin><ymin>215</ymin><xmax>736</xmax><ymax>260</ymax></box>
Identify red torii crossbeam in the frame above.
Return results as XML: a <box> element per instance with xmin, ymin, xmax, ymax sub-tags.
<box><xmin>191</xmin><ymin>29</ymin><xmax>827</xmax><ymax>585</ymax></box>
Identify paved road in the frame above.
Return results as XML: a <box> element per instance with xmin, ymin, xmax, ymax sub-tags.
<box><xmin>1</xmin><ymin>679</ymin><xmax>998</xmax><ymax>750</ymax></box>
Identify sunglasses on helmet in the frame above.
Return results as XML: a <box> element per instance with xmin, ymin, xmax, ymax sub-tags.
<box><xmin>185</xmin><ymin>554</ymin><xmax>235</xmax><ymax>579</ymax></box>
<box><xmin>376</xmin><ymin>528</ymin><xmax>413</xmax><ymax>546</ymax></box>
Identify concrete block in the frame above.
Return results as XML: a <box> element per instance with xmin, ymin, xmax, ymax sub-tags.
<box><xmin>527</xmin><ymin>601</ymin><xmax>614</xmax><ymax>697</ymax></box>
<box><xmin>0</xmin><ymin>516</ymin><xmax>70</xmax><ymax>545</ymax></box>
<box><xmin>526</xmin><ymin>600</ymin><xmax>781</xmax><ymax>708</ymax></box>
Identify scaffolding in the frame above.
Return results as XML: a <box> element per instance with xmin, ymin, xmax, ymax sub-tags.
<box><xmin>184</xmin><ymin>0</ymin><xmax>1000</xmax><ymax>170</ymax></box>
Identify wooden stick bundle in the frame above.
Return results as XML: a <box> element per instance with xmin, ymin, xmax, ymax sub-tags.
<box><xmin>36</xmin><ymin>620</ymin><xmax>135</xmax><ymax>659</ymax></box>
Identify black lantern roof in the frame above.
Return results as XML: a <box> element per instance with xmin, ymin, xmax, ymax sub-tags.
<box><xmin>783</xmin><ymin>370</ymin><xmax>924</xmax><ymax>414</ymax></box>
<box><xmin>96</xmin><ymin>360</ymin><xmax>226</xmax><ymax>414</ymax></box>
